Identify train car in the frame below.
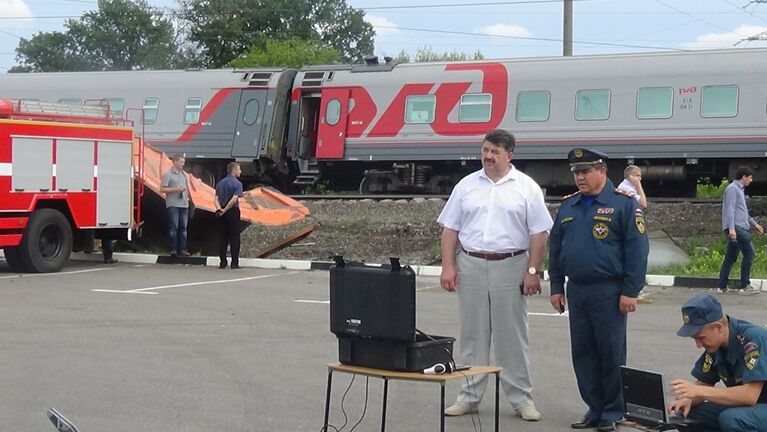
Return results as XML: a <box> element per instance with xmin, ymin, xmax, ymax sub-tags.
<box><xmin>291</xmin><ymin>48</ymin><xmax>767</xmax><ymax>195</ymax></box>
<box><xmin>0</xmin><ymin>68</ymin><xmax>296</xmax><ymax>187</ymax></box>
<box><xmin>2</xmin><ymin>48</ymin><xmax>767</xmax><ymax>195</ymax></box>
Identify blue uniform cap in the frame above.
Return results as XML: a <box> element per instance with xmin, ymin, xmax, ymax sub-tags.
<box><xmin>568</xmin><ymin>148</ymin><xmax>609</xmax><ymax>172</ymax></box>
<box><xmin>676</xmin><ymin>294</ymin><xmax>723</xmax><ymax>337</ymax></box>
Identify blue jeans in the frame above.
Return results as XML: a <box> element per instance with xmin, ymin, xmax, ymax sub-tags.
<box><xmin>167</xmin><ymin>206</ymin><xmax>188</xmax><ymax>253</ymax></box>
<box><xmin>718</xmin><ymin>226</ymin><xmax>755</xmax><ymax>289</ymax></box>
<box><xmin>688</xmin><ymin>401</ymin><xmax>767</xmax><ymax>432</ymax></box>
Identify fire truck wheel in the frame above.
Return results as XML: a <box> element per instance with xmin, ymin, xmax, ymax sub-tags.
<box><xmin>3</xmin><ymin>247</ymin><xmax>29</xmax><ymax>272</ymax></box>
<box><xmin>17</xmin><ymin>209</ymin><xmax>73</xmax><ymax>273</ymax></box>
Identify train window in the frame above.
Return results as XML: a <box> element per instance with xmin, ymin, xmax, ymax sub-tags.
<box><xmin>58</xmin><ymin>98</ymin><xmax>81</xmax><ymax>105</ymax></box>
<box><xmin>405</xmin><ymin>95</ymin><xmax>436</xmax><ymax>124</ymax></box>
<box><xmin>184</xmin><ymin>98</ymin><xmax>203</xmax><ymax>124</ymax></box>
<box><xmin>637</xmin><ymin>87</ymin><xmax>673</xmax><ymax>119</ymax></box>
<box><xmin>516</xmin><ymin>91</ymin><xmax>551</xmax><ymax>122</ymax></box>
<box><xmin>325</xmin><ymin>99</ymin><xmax>341</xmax><ymax>126</ymax></box>
<box><xmin>575</xmin><ymin>89</ymin><xmax>610</xmax><ymax>120</ymax></box>
<box><xmin>106</xmin><ymin>98</ymin><xmax>124</xmax><ymax>117</ymax></box>
<box><xmin>243</xmin><ymin>99</ymin><xmax>260</xmax><ymax>126</ymax></box>
<box><xmin>460</xmin><ymin>94</ymin><xmax>492</xmax><ymax>122</ymax></box>
<box><xmin>701</xmin><ymin>85</ymin><xmax>738</xmax><ymax>118</ymax></box>
<box><xmin>143</xmin><ymin>98</ymin><xmax>159</xmax><ymax>125</ymax></box>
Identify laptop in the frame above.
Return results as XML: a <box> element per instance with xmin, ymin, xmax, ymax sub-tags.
<box><xmin>619</xmin><ymin>366</ymin><xmax>698</xmax><ymax>431</ymax></box>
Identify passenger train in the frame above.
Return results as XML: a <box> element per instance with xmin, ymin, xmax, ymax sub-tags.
<box><xmin>2</xmin><ymin>47</ymin><xmax>766</xmax><ymax>196</ymax></box>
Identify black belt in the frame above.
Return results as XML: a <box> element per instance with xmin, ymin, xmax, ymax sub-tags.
<box><xmin>462</xmin><ymin>248</ymin><xmax>526</xmax><ymax>261</ymax></box>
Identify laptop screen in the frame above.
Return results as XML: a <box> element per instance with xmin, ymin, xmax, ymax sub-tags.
<box><xmin>620</xmin><ymin>366</ymin><xmax>667</xmax><ymax>424</ymax></box>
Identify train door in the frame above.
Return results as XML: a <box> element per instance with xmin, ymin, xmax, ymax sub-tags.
<box><xmin>232</xmin><ymin>89</ymin><xmax>267</xmax><ymax>157</ymax></box>
<box><xmin>315</xmin><ymin>88</ymin><xmax>349</xmax><ymax>159</ymax></box>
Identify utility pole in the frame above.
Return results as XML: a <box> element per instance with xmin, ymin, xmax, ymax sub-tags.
<box><xmin>563</xmin><ymin>0</ymin><xmax>573</xmax><ymax>56</ymax></box>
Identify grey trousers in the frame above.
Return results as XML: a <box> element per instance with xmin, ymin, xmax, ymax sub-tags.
<box><xmin>454</xmin><ymin>251</ymin><xmax>534</xmax><ymax>411</ymax></box>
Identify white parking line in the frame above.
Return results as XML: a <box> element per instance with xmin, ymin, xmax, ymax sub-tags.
<box><xmin>0</xmin><ymin>267</ymin><xmax>112</xmax><ymax>279</ymax></box>
<box><xmin>93</xmin><ymin>271</ymin><xmax>298</xmax><ymax>294</ymax></box>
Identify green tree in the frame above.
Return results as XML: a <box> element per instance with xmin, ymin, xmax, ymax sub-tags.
<box><xmin>394</xmin><ymin>47</ymin><xmax>485</xmax><ymax>63</ymax></box>
<box><xmin>231</xmin><ymin>38</ymin><xmax>341</xmax><ymax>68</ymax></box>
<box><xmin>179</xmin><ymin>0</ymin><xmax>374</xmax><ymax>68</ymax></box>
<box><xmin>14</xmin><ymin>0</ymin><xmax>181</xmax><ymax>72</ymax></box>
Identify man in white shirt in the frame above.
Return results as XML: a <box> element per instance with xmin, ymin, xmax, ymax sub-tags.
<box><xmin>438</xmin><ymin>129</ymin><xmax>553</xmax><ymax>422</ymax></box>
<box><xmin>617</xmin><ymin>165</ymin><xmax>648</xmax><ymax>209</ymax></box>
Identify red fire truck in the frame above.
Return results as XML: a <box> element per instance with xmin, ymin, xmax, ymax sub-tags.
<box><xmin>0</xmin><ymin>99</ymin><xmax>142</xmax><ymax>273</ymax></box>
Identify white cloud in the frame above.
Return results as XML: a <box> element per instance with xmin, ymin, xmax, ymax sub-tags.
<box><xmin>683</xmin><ymin>25</ymin><xmax>767</xmax><ymax>49</ymax></box>
<box><xmin>0</xmin><ymin>0</ymin><xmax>33</xmax><ymax>19</ymax></box>
<box><xmin>365</xmin><ymin>14</ymin><xmax>400</xmax><ymax>36</ymax></box>
<box><xmin>475</xmin><ymin>24</ymin><xmax>531</xmax><ymax>38</ymax></box>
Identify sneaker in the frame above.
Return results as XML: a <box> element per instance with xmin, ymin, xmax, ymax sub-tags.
<box><xmin>636</xmin><ymin>291</ymin><xmax>653</xmax><ymax>304</ymax></box>
<box><xmin>738</xmin><ymin>285</ymin><xmax>760</xmax><ymax>296</ymax></box>
<box><xmin>517</xmin><ymin>405</ymin><xmax>541</xmax><ymax>421</ymax></box>
<box><xmin>179</xmin><ymin>250</ymin><xmax>191</xmax><ymax>257</ymax></box>
<box><xmin>170</xmin><ymin>250</ymin><xmax>177</xmax><ymax>257</ymax></box>
<box><xmin>716</xmin><ymin>288</ymin><xmax>731</xmax><ymax>294</ymax></box>
<box><xmin>444</xmin><ymin>402</ymin><xmax>478</xmax><ymax>416</ymax></box>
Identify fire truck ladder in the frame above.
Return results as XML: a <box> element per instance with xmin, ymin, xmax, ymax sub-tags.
<box><xmin>2</xmin><ymin>99</ymin><xmax>121</xmax><ymax>125</ymax></box>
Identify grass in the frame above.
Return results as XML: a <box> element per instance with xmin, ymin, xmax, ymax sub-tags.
<box><xmin>650</xmin><ymin>234</ymin><xmax>767</xmax><ymax>279</ymax></box>
<box><xmin>696</xmin><ymin>180</ymin><xmax>728</xmax><ymax>199</ymax></box>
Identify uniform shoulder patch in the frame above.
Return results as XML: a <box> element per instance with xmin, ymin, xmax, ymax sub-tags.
<box><xmin>562</xmin><ymin>191</ymin><xmax>581</xmax><ymax>200</ymax></box>
<box><xmin>614</xmin><ymin>188</ymin><xmax>636</xmax><ymax>198</ymax></box>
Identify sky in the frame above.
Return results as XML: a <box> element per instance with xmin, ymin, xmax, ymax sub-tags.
<box><xmin>3</xmin><ymin>0</ymin><xmax>767</xmax><ymax>72</ymax></box>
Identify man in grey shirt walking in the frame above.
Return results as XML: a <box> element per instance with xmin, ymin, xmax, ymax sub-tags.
<box><xmin>160</xmin><ymin>154</ymin><xmax>191</xmax><ymax>257</ymax></box>
<box><xmin>718</xmin><ymin>166</ymin><xmax>764</xmax><ymax>295</ymax></box>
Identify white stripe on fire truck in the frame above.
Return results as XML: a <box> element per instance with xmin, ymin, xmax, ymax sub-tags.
<box><xmin>0</xmin><ymin>163</ymin><xmax>11</xmax><ymax>176</ymax></box>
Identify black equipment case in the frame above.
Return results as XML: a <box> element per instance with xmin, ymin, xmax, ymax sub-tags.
<box><xmin>329</xmin><ymin>256</ymin><xmax>454</xmax><ymax>371</ymax></box>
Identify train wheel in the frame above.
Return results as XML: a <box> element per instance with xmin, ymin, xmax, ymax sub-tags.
<box><xmin>17</xmin><ymin>209</ymin><xmax>73</xmax><ymax>273</ymax></box>
<box><xmin>3</xmin><ymin>247</ymin><xmax>29</xmax><ymax>272</ymax></box>
<box><xmin>359</xmin><ymin>177</ymin><xmax>391</xmax><ymax>194</ymax></box>
<box><xmin>191</xmin><ymin>164</ymin><xmax>216</xmax><ymax>187</ymax></box>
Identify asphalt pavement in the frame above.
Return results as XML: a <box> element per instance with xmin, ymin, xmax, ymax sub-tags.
<box><xmin>0</xmin><ymin>260</ymin><xmax>764</xmax><ymax>432</ymax></box>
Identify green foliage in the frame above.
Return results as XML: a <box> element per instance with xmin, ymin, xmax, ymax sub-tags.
<box><xmin>650</xmin><ymin>234</ymin><xmax>767</xmax><ymax>279</ymax></box>
<box><xmin>394</xmin><ymin>47</ymin><xmax>485</xmax><ymax>63</ymax></box>
<box><xmin>14</xmin><ymin>0</ymin><xmax>181</xmax><ymax>71</ymax></box>
<box><xmin>179</xmin><ymin>0</ymin><xmax>374</xmax><ymax>68</ymax></box>
<box><xmin>697</xmin><ymin>180</ymin><xmax>727</xmax><ymax>199</ymax></box>
<box><xmin>231</xmin><ymin>38</ymin><xmax>341</xmax><ymax>68</ymax></box>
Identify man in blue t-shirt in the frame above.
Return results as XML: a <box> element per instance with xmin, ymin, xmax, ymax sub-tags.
<box><xmin>669</xmin><ymin>294</ymin><xmax>767</xmax><ymax>432</ymax></box>
<box><xmin>214</xmin><ymin>162</ymin><xmax>243</xmax><ymax>269</ymax></box>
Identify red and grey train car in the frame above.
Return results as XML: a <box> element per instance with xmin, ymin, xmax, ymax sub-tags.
<box><xmin>2</xmin><ymin>48</ymin><xmax>766</xmax><ymax>195</ymax></box>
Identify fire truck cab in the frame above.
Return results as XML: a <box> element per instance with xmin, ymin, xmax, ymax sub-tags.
<box><xmin>0</xmin><ymin>99</ymin><xmax>141</xmax><ymax>273</ymax></box>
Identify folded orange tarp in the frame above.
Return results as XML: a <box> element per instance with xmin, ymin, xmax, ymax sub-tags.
<box><xmin>139</xmin><ymin>143</ymin><xmax>310</xmax><ymax>225</ymax></box>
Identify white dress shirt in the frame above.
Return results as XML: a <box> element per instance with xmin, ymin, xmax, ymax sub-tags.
<box><xmin>437</xmin><ymin>165</ymin><xmax>553</xmax><ymax>253</ymax></box>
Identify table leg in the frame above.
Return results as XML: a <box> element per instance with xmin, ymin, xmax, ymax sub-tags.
<box><xmin>495</xmin><ymin>372</ymin><xmax>500</xmax><ymax>432</ymax></box>
<box><xmin>381</xmin><ymin>378</ymin><xmax>389</xmax><ymax>432</ymax></box>
<box><xmin>440</xmin><ymin>382</ymin><xmax>446</xmax><ymax>432</ymax></box>
<box><xmin>322</xmin><ymin>370</ymin><xmax>333</xmax><ymax>432</ymax></box>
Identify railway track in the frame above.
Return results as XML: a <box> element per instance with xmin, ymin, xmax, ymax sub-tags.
<box><xmin>291</xmin><ymin>194</ymin><xmax>728</xmax><ymax>204</ymax></box>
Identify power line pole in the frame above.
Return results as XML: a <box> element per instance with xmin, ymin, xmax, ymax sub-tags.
<box><xmin>563</xmin><ymin>0</ymin><xmax>573</xmax><ymax>56</ymax></box>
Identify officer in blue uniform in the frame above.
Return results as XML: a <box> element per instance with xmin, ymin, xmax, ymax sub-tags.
<box><xmin>548</xmin><ymin>148</ymin><xmax>649</xmax><ymax>432</ymax></box>
<box><xmin>669</xmin><ymin>294</ymin><xmax>767</xmax><ymax>432</ymax></box>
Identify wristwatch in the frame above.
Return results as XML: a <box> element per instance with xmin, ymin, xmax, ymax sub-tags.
<box><xmin>527</xmin><ymin>266</ymin><xmax>541</xmax><ymax>276</ymax></box>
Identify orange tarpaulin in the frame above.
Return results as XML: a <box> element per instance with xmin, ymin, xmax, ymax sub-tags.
<box><xmin>139</xmin><ymin>143</ymin><xmax>310</xmax><ymax>225</ymax></box>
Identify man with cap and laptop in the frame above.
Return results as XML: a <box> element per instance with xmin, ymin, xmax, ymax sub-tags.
<box><xmin>549</xmin><ymin>147</ymin><xmax>649</xmax><ymax>432</ymax></box>
<box><xmin>669</xmin><ymin>294</ymin><xmax>767</xmax><ymax>432</ymax></box>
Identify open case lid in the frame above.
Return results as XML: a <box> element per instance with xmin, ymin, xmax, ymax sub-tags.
<box><xmin>329</xmin><ymin>256</ymin><xmax>416</xmax><ymax>342</ymax></box>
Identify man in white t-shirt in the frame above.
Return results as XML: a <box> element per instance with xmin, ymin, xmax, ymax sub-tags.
<box><xmin>617</xmin><ymin>165</ymin><xmax>648</xmax><ymax>209</ymax></box>
<box><xmin>437</xmin><ymin>129</ymin><xmax>553</xmax><ymax>421</ymax></box>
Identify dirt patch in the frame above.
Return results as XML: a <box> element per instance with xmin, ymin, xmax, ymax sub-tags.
<box><xmin>240</xmin><ymin>198</ymin><xmax>766</xmax><ymax>265</ymax></box>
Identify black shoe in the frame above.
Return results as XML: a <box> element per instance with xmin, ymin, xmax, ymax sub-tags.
<box><xmin>231</xmin><ymin>265</ymin><xmax>240</xmax><ymax>269</ymax></box>
<box><xmin>219</xmin><ymin>262</ymin><xmax>227</xmax><ymax>269</ymax></box>
<box><xmin>571</xmin><ymin>420</ymin><xmax>599</xmax><ymax>429</ymax></box>
<box><xmin>104</xmin><ymin>258</ymin><xmax>118</xmax><ymax>264</ymax></box>
<box><xmin>596</xmin><ymin>422</ymin><xmax>615</xmax><ymax>432</ymax></box>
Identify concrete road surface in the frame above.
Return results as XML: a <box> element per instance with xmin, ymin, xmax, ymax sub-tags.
<box><xmin>0</xmin><ymin>261</ymin><xmax>763</xmax><ymax>432</ymax></box>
